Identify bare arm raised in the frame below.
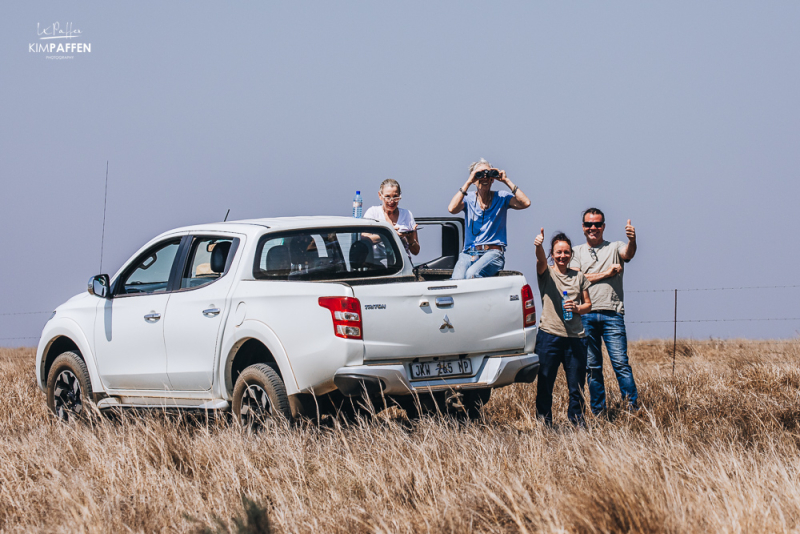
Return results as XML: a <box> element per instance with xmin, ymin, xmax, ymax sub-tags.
<box><xmin>448</xmin><ymin>170</ymin><xmax>479</xmax><ymax>214</ymax></box>
<box><xmin>534</xmin><ymin>227</ymin><xmax>548</xmax><ymax>275</ymax></box>
<box><xmin>496</xmin><ymin>170</ymin><xmax>531</xmax><ymax>210</ymax></box>
<box><xmin>620</xmin><ymin>219</ymin><xmax>637</xmax><ymax>261</ymax></box>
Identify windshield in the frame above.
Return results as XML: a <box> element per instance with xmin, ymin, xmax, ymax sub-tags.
<box><xmin>253</xmin><ymin>227</ymin><xmax>404</xmax><ymax>281</ymax></box>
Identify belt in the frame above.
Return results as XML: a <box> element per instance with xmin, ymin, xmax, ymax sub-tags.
<box><xmin>470</xmin><ymin>244</ymin><xmax>504</xmax><ymax>251</ymax></box>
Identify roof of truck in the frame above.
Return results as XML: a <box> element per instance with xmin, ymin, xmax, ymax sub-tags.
<box><xmin>164</xmin><ymin>216</ymin><xmax>389</xmax><ymax>237</ymax></box>
<box><xmin>230</xmin><ymin>216</ymin><xmax>386</xmax><ymax>228</ymax></box>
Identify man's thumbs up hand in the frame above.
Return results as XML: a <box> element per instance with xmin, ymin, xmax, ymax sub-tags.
<box><xmin>626</xmin><ymin>219</ymin><xmax>636</xmax><ymax>241</ymax></box>
<box><xmin>534</xmin><ymin>227</ymin><xmax>545</xmax><ymax>247</ymax></box>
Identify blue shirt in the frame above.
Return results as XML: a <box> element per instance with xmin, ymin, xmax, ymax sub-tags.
<box><xmin>462</xmin><ymin>190</ymin><xmax>513</xmax><ymax>251</ymax></box>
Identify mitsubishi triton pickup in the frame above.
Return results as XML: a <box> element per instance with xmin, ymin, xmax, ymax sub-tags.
<box><xmin>36</xmin><ymin>216</ymin><xmax>539</xmax><ymax>423</ymax></box>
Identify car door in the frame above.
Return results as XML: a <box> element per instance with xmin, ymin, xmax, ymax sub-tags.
<box><xmin>412</xmin><ymin>217</ymin><xmax>465</xmax><ymax>269</ymax></box>
<box><xmin>94</xmin><ymin>236</ymin><xmax>184</xmax><ymax>390</ymax></box>
<box><xmin>163</xmin><ymin>234</ymin><xmax>242</xmax><ymax>391</ymax></box>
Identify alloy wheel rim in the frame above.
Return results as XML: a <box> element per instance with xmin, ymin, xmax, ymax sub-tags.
<box><xmin>53</xmin><ymin>370</ymin><xmax>83</xmax><ymax>421</ymax></box>
<box><xmin>239</xmin><ymin>384</ymin><xmax>272</xmax><ymax>425</ymax></box>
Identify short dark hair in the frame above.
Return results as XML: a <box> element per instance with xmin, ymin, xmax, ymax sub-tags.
<box><xmin>582</xmin><ymin>207</ymin><xmax>605</xmax><ymax>224</ymax></box>
<box><xmin>549</xmin><ymin>232</ymin><xmax>573</xmax><ymax>263</ymax></box>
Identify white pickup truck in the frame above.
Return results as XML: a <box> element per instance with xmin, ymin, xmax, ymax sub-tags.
<box><xmin>36</xmin><ymin>216</ymin><xmax>539</xmax><ymax>423</ymax></box>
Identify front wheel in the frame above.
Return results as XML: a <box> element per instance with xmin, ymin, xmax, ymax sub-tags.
<box><xmin>232</xmin><ymin>364</ymin><xmax>292</xmax><ymax>428</ymax></box>
<box><xmin>46</xmin><ymin>351</ymin><xmax>94</xmax><ymax>421</ymax></box>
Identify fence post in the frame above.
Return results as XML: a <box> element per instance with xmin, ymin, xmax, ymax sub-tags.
<box><xmin>672</xmin><ymin>289</ymin><xmax>677</xmax><ymax>376</ymax></box>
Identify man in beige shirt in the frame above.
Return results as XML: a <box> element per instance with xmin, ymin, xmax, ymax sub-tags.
<box><xmin>570</xmin><ymin>208</ymin><xmax>639</xmax><ymax>415</ymax></box>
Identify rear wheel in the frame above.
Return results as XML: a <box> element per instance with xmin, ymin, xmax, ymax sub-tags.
<box><xmin>462</xmin><ymin>389</ymin><xmax>492</xmax><ymax>419</ymax></box>
<box><xmin>398</xmin><ymin>391</ymin><xmax>447</xmax><ymax>420</ymax></box>
<box><xmin>232</xmin><ymin>364</ymin><xmax>292</xmax><ymax>428</ymax></box>
<box><xmin>46</xmin><ymin>351</ymin><xmax>94</xmax><ymax>421</ymax></box>
<box><xmin>398</xmin><ymin>389</ymin><xmax>491</xmax><ymax>420</ymax></box>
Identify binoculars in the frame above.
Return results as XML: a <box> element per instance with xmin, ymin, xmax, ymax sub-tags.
<box><xmin>475</xmin><ymin>169</ymin><xmax>500</xmax><ymax>180</ymax></box>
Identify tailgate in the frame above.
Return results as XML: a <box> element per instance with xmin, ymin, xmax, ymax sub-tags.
<box><xmin>352</xmin><ymin>276</ymin><xmax>526</xmax><ymax>361</ymax></box>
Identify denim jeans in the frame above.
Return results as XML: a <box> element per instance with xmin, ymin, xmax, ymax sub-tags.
<box><xmin>582</xmin><ymin>310</ymin><xmax>639</xmax><ymax>414</ymax></box>
<box><xmin>535</xmin><ymin>329</ymin><xmax>588</xmax><ymax>426</ymax></box>
<box><xmin>451</xmin><ymin>250</ymin><xmax>505</xmax><ymax>279</ymax></box>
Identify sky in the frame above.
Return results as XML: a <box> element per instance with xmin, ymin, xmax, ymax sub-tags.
<box><xmin>2</xmin><ymin>1</ymin><xmax>799</xmax><ymax>345</ymax></box>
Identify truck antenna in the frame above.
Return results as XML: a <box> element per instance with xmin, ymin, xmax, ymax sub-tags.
<box><xmin>100</xmin><ymin>161</ymin><xmax>109</xmax><ymax>273</ymax></box>
<box><xmin>224</xmin><ymin>208</ymin><xmax>230</xmax><ymax>222</ymax></box>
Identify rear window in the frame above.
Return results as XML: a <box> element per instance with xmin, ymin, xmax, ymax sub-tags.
<box><xmin>253</xmin><ymin>227</ymin><xmax>404</xmax><ymax>281</ymax></box>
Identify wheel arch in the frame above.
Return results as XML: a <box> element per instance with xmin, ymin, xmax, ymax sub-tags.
<box><xmin>37</xmin><ymin>319</ymin><xmax>102</xmax><ymax>393</ymax></box>
<box><xmin>220</xmin><ymin>320</ymin><xmax>299</xmax><ymax>398</ymax></box>
<box><xmin>41</xmin><ymin>336</ymin><xmax>80</xmax><ymax>384</ymax></box>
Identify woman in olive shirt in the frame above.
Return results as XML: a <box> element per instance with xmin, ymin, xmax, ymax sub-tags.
<box><xmin>534</xmin><ymin>228</ymin><xmax>592</xmax><ymax>426</ymax></box>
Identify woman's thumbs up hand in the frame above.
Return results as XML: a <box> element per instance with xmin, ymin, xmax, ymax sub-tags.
<box><xmin>534</xmin><ymin>227</ymin><xmax>545</xmax><ymax>248</ymax></box>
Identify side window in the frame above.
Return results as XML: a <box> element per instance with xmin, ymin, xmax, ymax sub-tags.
<box><xmin>180</xmin><ymin>237</ymin><xmax>236</xmax><ymax>290</ymax></box>
<box><xmin>120</xmin><ymin>239</ymin><xmax>181</xmax><ymax>295</ymax></box>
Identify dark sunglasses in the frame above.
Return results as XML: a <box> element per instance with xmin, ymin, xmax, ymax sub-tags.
<box><xmin>475</xmin><ymin>169</ymin><xmax>499</xmax><ymax>180</ymax></box>
<box><xmin>583</xmin><ymin>221</ymin><xmax>604</xmax><ymax>228</ymax></box>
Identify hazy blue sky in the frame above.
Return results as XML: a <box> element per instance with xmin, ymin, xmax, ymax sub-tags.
<box><xmin>2</xmin><ymin>1</ymin><xmax>799</xmax><ymax>345</ymax></box>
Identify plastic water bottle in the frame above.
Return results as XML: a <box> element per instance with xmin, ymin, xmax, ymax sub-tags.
<box><xmin>562</xmin><ymin>291</ymin><xmax>572</xmax><ymax>321</ymax></box>
<box><xmin>352</xmin><ymin>191</ymin><xmax>363</xmax><ymax>218</ymax></box>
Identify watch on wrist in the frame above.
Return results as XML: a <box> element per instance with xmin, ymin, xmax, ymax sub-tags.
<box><xmin>511</xmin><ymin>185</ymin><xmax>518</xmax><ymax>195</ymax></box>
<box><xmin>459</xmin><ymin>187</ymin><xmax>467</xmax><ymax>197</ymax></box>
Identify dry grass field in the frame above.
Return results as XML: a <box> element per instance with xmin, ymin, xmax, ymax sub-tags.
<box><xmin>1</xmin><ymin>340</ymin><xmax>799</xmax><ymax>533</ymax></box>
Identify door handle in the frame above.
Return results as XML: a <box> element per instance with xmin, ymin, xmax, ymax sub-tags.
<box><xmin>435</xmin><ymin>297</ymin><xmax>454</xmax><ymax>307</ymax></box>
<box><xmin>144</xmin><ymin>312</ymin><xmax>161</xmax><ymax>321</ymax></box>
<box><xmin>203</xmin><ymin>308</ymin><xmax>221</xmax><ymax>317</ymax></box>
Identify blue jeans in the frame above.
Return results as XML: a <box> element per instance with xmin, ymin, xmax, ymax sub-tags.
<box><xmin>582</xmin><ymin>310</ymin><xmax>639</xmax><ymax>414</ymax></box>
<box><xmin>451</xmin><ymin>250</ymin><xmax>505</xmax><ymax>279</ymax></box>
<box><xmin>535</xmin><ymin>329</ymin><xmax>588</xmax><ymax>426</ymax></box>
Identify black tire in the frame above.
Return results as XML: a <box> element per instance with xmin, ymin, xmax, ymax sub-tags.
<box><xmin>46</xmin><ymin>351</ymin><xmax>94</xmax><ymax>422</ymax></box>
<box><xmin>393</xmin><ymin>395</ymin><xmax>422</xmax><ymax>420</ymax></box>
<box><xmin>399</xmin><ymin>391</ymin><xmax>447</xmax><ymax>420</ymax></box>
<box><xmin>232</xmin><ymin>364</ymin><xmax>292</xmax><ymax>428</ymax></box>
<box><xmin>462</xmin><ymin>389</ymin><xmax>492</xmax><ymax>420</ymax></box>
<box><xmin>398</xmin><ymin>390</ymin><xmax>491</xmax><ymax>420</ymax></box>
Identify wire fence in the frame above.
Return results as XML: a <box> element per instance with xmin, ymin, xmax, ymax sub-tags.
<box><xmin>628</xmin><ymin>284</ymin><xmax>800</xmax><ymax>372</ymax></box>
<box><xmin>627</xmin><ymin>284</ymin><xmax>800</xmax><ymax>293</ymax></box>
<box><xmin>2</xmin><ymin>286</ymin><xmax>799</xmax><ymax>371</ymax></box>
<box><xmin>630</xmin><ymin>318</ymin><xmax>800</xmax><ymax>324</ymax></box>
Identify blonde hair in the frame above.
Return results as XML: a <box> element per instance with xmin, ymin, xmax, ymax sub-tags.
<box><xmin>469</xmin><ymin>158</ymin><xmax>492</xmax><ymax>174</ymax></box>
<box><xmin>379</xmin><ymin>179</ymin><xmax>401</xmax><ymax>195</ymax></box>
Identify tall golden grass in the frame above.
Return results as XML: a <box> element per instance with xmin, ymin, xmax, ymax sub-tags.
<box><xmin>1</xmin><ymin>340</ymin><xmax>799</xmax><ymax>533</ymax></box>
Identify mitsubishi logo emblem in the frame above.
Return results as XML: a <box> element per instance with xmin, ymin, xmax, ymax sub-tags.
<box><xmin>439</xmin><ymin>314</ymin><xmax>454</xmax><ymax>331</ymax></box>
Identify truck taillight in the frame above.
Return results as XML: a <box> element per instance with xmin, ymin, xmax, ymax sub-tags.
<box><xmin>521</xmin><ymin>284</ymin><xmax>536</xmax><ymax>327</ymax></box>
<box><xmin>318</xmin><ymin>297</ymin><xmax>363</xmax><ymax>339</ymax></box>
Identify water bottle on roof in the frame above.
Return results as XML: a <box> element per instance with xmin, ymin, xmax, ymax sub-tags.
<box><xmin>352</xmin><ymin>191</ymin><xmax>363</xmax><ymax>218</ymax></box>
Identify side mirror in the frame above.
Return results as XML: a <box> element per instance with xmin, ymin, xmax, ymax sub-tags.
<box><xmin>88</xmin><ymin>274</ymin><xmax>111</xmax><ymax>298</ymax></box>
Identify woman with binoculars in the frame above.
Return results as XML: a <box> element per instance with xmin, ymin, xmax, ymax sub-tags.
<box><xmin>448</xmin><ymin>158</ymin><xmax>531</xmax><ymax>279</ymax></box>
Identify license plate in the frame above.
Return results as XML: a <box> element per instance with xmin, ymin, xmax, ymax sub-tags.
<box><xmin>410</xmin><ymin>358</ymin><xmax>473</xmax><ymax>380</ymax></box>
